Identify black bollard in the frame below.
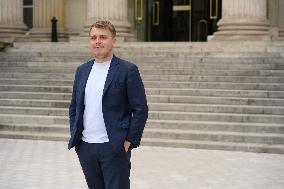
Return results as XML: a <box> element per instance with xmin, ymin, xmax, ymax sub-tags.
<box><xmin>51</xmin><ymin>17</ymin><xmax>58</xmax><ymax>42</ymax></box>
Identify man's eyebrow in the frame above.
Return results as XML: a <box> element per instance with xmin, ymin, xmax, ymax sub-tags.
<box><xmin>91</xmin><ymin>34</ymin><xmax>108</xmax><ymax>36</ymax></box>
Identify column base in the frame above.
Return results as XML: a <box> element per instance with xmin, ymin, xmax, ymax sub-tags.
<box><xmin>0</xmin><ymin>24</ymin><xmax>28</xmax><ymax>42</ymax></box>
<box><xmin>28</xmin><ymin>27</ymin><xmax>68</xmax><ymax>42</ymax></box>
<box><xmin>213</xmin><ymin>18</ymin><xmax>270</xmax><ymax>41</ymax></box>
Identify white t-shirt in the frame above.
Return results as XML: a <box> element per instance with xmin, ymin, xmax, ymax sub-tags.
<box><xmin>82</xmin><ymin>60</ymin><xmax>111</xmax><ymax>143</ymax></box>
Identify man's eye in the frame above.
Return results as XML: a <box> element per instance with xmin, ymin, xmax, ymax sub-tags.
<box><xmin>100</xmin><ymin>36</ymin><xmax>107</xmax><ymax>39</ymax></box>
<box><xmin>91</xmin><ymin>36</ymin><xmax>97</xmax><ymax>40</ymax></box>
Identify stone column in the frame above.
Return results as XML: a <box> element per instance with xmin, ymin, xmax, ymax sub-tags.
<box><xmin>29</xmin><ymin>0</ymin><xmax>66</xmax><ymax>41</ymax></box>
<box><xmin>81</xmin><ymin>0</ymin><xmax>133</xmax><ymax>41</ymax></box>
<box><xmin>268</xmin><ymin>0</ymin><xmax>279</xmax><ymax>40</ymax></box>
<box><xmin>213</xmin><ymin>0</ymin><xmax>270</xmax><ymax>41</ymax></box>
<box><xmin>278</xmin><ymin>0</ymin><xmax>284</xmax><ymax>39</ymax></box>
<box><xmin>0</xmin><ymin>0</ymin><xmax>27</xmax><ymax>41</ymax></box>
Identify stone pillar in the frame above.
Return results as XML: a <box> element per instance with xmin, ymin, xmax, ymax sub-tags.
<box><xmin>278</xmin><ymin>0</ymin><xmax>284</xmax><ymax>38</ymax></box>
<box><xmin>0</xmin><ymin>0</ymin><xmax>27</xmax><ymax>41</ymax></box>
<box><xmin>268</xmin><ymin>0</ymin><xmax>279</xmax><ymax>40</ymax></box>
<box><xmin>81</xmin><ymin>0</ymin><xmax>133</xmax><ymax>41</ymax></box>
<box><xmin>29</xmin><ymin>0</ymin><xmax>66</xmax><ymax>41</ymax></box>
<box><xmin>213</xmin><ymin>0</ymin><xmax>270</xmax><ymax>41</ymax></box>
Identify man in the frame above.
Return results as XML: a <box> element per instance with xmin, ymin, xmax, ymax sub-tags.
<box><xmin>68</xmin><ymin>20</ymin><xmax>148</xmax><ymax>189</ymax></box>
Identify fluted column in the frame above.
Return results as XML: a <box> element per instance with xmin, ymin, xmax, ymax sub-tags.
<box><xmin>0</xmin><ymin>0</ymin><xmax>27</xmax><ymax>41</ymax></box>
<box><xmin>279</xmin><ymin>0</ymin><xmax>284</xmax><ymax>38</ymax></box>
<box><xmin>213</xmin><ymin>0</ymin><xmax>270</xmax><ymax>40</ymax></box>
<box><xmin>29</xmin><ymin>0</ymin><xmax>66</xmax><ymax>41</ymax></box>
<box><xmin>81</xmin><ymin>0</ymin><xmax>133</xmax><ymax>41</ymax></box>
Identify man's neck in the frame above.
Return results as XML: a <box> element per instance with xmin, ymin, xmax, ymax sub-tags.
<box><xmin>94</xmin><ymin>54</ymin><xmax>113</xmax><ymax>63</ymax></box>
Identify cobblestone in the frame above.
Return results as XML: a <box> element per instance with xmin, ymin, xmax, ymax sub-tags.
<box><xmin>0</xmin><ymin>139</ymin><xmax>283</xmax><ymax>189</ymax></box>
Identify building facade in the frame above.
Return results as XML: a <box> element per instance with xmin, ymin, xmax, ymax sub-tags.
<box><xmin>0</xmin><ymin>0</ymin><xmax>283</xmax><ymax>42</ymax></box>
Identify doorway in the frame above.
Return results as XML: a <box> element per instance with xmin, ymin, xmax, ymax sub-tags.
<box><xmin>139</xmin><ymin>0</ymin><xmax>221</xmax><ymax>41</ymax></box>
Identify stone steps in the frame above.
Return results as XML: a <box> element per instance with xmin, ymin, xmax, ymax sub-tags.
<box><xmin>1</xmin><ymin>79</ymin><xmax>284</xmax><ymax>90</ymax></box>
<box><xmin>0</xmin><ymin>123</ymin><xmax>68</xmax><ymax>133</ymax></box>
<box><xmin>0</xmin><ymin>42</ymin><xmax>284</xmax><ymax>153</ymax></box>
<box><xmin>0</xmin><ymin>130</ymin><xmax>68</xmax><ymax>141</ymax></box>
<box><xmin>147</xmin><ymin>95</ymin><xmax>284</xmax><ymax>106</ymax></box>
<box><xmin>149</xmin><ymin>111</ymin><xmax>284</xmax><ymax>124</ymax></box>
<box><xmin>141</xmin><ymin>138</ymin><xmax>284</xmax><ymax>154</ymax></box>
<box><xmin>0</xmin><ymin>73</ymin><xmax>74</xmax><ymax>80</ymax></box>
<box><xmin>1</xmin><ymin>67</ymin><xmax>284</xmax><ymax>76</ymax></box>
<box><xmin>0</xmin><ymin>114</ymin><xmax>66</xmax><ymax>125</ymax></box>
<box><xmin>1</xmin><ymin>95</ymin><xmax>283</xmax><ymax>107</ymax></box>
<box><xmin>2</xmin><ymin>75</ymin><xmax>284</xmax><ymax>83</ymax></box>
<box><xmin>0</xmin><ymin>99</ymin><xmax>69</xmax><ymax>108</ymax></box>
<box><xmin>0</xmin><ymin>106</ymin><xmax>68</xmax><ymax>116</ymax></box>
<box><xmin>1</xmin><ymin>126</ymin><xmax>284</xmax><ymax>145</ymax></box>
<box><xmin>143</xmin><ymin>128</ymin><xmax>284</xmax><ymax>144</ymax></box>
<box><xmin>143</xmin><ymin>75</ymin><xmax>284</xmax><ymax>83</ymax></box>
<box><xmin>1</xmin><ymin>108</ymin><xmax>284</xmax><ymax>124</ymax></box>
<box><xmin>0</xmin><ymin>103</ymin><xmax>283</xmax><ymax>117</ymax></box>
<box><xmin>147</xmin><ymin>120</ymin><xmax>284</xmax><ymax>133</ymax></box>
<box><xmin>147</xmin><ymin>88</ymin><xmax>284</xmax><ymax>98</ymax></box>
<box><xmin>140</xmin><ymin>69</ymin><xmax>284</xmax><ymax>76</ymax></box>
<box><xmin>1</xmin><ymin>120</ymin><xmax>283</xmax><ymax>134</ymax></box>
<box><xmin>149</xmin><ymin>103</ymin><xmax>284</xmax><ymax>115</ymax></box>
<box><xmin>2</xmin><ymin>60</ymin><xmax>284</xmax><ymax>69</ymax></box>
<box><xmin>1</xmin><ymin>89</ymin><xmax>284</xmax><ymax>99</ymax></box>
<box><xmin>0</xmin><ymin>127</ymin><xmax>283</xmax><ymax>154</ymax></box>
<box><xmin>0</xmin><ymin>102</ymin><xmax>283</xmax><ymax>115</ymax></box>
<box><xmin>0</xmin><ymin>91</ymin><xmax>71</xmax><ymax>100</ymax></box>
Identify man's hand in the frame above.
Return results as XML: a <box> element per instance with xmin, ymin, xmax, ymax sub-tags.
<box><xmin>124</xmin><ymin>140</ymin><xmax>131</xmax><ymax>152</ymax></box>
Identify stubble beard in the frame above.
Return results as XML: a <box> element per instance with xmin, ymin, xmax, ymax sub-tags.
<box><xmin>93</xmin><ymin>50</ymin><xmax>112</xmax><ymax>61</ymax></box>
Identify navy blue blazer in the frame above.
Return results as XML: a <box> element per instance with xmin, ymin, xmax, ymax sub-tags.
<box><xmin>68</xmin><ymin>55</ymin><xmax>148</xmax><ymax>153</ymax></box>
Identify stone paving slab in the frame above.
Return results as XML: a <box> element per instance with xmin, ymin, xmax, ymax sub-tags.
<box><xmin>0</xmin><ymin>138</ymin><xmax>284</xmax><ymax>189</ymax></box>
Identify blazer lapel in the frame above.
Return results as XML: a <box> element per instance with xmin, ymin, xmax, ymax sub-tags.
<box><xmin>103</xmin><ymin>56</ymin><xmax>119</xmax><ymax>96</ymax></box>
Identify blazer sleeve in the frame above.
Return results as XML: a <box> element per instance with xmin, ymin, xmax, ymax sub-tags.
<box><xmin>126</xmin><ymin>65</ymin><xmax>148</xmax><ymax>147</ymax></box>
<box><xmin>69</xmin><ymin>68</ymin><xmax>79</xmax><ymax>134</ymax></box>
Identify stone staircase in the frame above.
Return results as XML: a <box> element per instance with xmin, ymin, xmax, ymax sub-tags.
<box><xmin>0</xmin><ymin>41</ymin><xmax>284</xmax><ymax>153</ymax></box>
<box><xmin>279</xmin><ymin>30</ymin><xmax>284</xmax><ymax>40</ymax></box>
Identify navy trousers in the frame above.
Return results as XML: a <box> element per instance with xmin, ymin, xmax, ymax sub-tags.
<box><xmin>75</xmin><ymin>141</ymin><xmax>131</xmax><ymax>189</ymax></box>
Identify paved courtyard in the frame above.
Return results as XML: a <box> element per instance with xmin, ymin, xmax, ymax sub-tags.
<box><xmin>0</xmin><ymin>138</ymin><xmax>284</xmax><ymax>189</ymax></box>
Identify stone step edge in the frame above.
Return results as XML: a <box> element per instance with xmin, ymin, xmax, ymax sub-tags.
<box><xmin>1</xmin><ymin>89</ymin><xmax>284</xmax><ymax>97</ymax></box>
<box><xmin>2</xmin><ymin>84</ymin><xmax>284</xmax><ymax>94</ymax></box>
<box><xmin>2</xmin><ymin>119</ymin><xmax>284</xmax><ymax>129</ymax></box>
<box><xmin>0</xmin><ymin>113</ymin><xmax>64</xmax><ymax>119</ymax></box>
<box><xmin>2</xmin><ymin>61</ymin><xmax>284</xmax><ymax>65</ymax></box>
<box><xmin>1</xmin><ymin>128</ymin><xmax>283</xmax><ymax>145</ymax></box>
<box><xmin>149</xmin><ymin>102</ymin><xmax>284</xmax><ymax>109</ymax></box>
<box><xmin>1</xmin><ymin>105</ymin><xmax>284</xmax><ymax>116</ymax></box>
<box><xmin>150</xmin><ymin>110</ymin><xmax>284</xmax><ymax>118</ymax></box>
<box><xmin>0</xmin><ymin>106</ymin><xmax>67</xmax><ymax>111</ymax></box>
<box><xmin>0</xmin><ymin>98</ymin><xmax>70</xmax><ymax>103</ymax></box>
<box><xmin>1</xmin><ymin>122</ymin><xmax>283</xmax><ymax>137</ymax></box>
<box><xmin>2</xmin><ymin>94</ymin><xmax>284</xmax><ymax>103</ymax></box>
<box><xmin>141</xmin><ymin>138</ymin><xmax>284</xmax><ymax>154</ymax></box>
<box><xmin>145</xmin><ymin>128</ymin><xmax>284</xmax><ymax>138</ymax></box>
<box><xmin>1</xmin><ymin>109</ymin><xmax>284</xmax><ymax>119</ymax></box>
<box><xmin>1</xmin><ymin>77</ymin><xmax>284</xmax><ymax>82</ymax></box>
<box><xmin>1</xmin><ymin>79</ymin><xmax>284</xmax><ymax>87</ymax></box>
<box><xmin>147</xmin><ymin>119</ymin><xmax>284</xmax><ymax>127</ymax></box>
<box><xmin>0</xmin><ymin>131</ymin><xmax>283</xmax><ymax>154</ymax></box>
<box><xmin>1</xmin><ymin>103</ymin><xmax>284</xmax><ymax>111</ymax></box>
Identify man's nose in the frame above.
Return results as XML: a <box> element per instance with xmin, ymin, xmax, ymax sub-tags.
<box><xmin>95</xmin><ymin>38</ymin><xmax>101</xmax><ymax>43</ymax></box>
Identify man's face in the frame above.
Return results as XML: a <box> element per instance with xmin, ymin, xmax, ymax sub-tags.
<box><xmin>89</xmin><ymin>27</ymin><xmax>116</xmax><ymax>62</ymax></box>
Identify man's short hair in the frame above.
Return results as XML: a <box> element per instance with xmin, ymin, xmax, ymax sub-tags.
<box><xmin>89</xmin><ymin>20</ymin><xmax>116</xmax><ymax>37</ymax></box>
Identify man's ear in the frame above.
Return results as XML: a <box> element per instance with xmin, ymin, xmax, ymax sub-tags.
<box><xmin>112</xmin><ymin>37</ymin><xmax>117</xmax><ymax>46</ymax></box>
